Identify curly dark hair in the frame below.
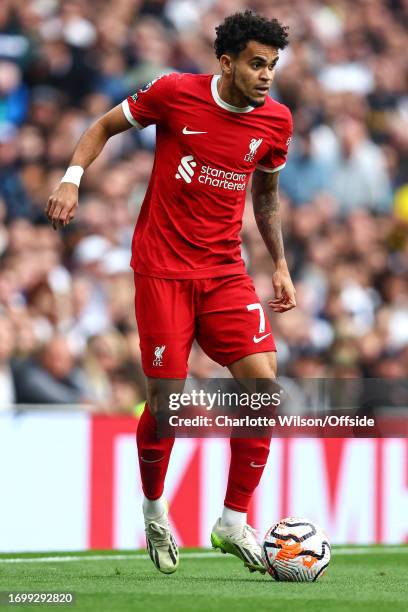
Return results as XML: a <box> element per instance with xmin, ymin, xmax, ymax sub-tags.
<box><xmin>214</xmin><ymin>10</ymin><xmax>289</xmax><ymax>59</ymax></box>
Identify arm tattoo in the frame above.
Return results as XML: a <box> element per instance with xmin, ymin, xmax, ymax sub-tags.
<box><xmin>251</xmin><ymin>169</ymin><xmax>285</xmax><ymax>265</ymax></box>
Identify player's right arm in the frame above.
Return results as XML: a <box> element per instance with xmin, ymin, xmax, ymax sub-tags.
<box><xmin>46</xmin><ymin>73</ymin><xmax>176</xmax><ymax>229</ymax></box>
<box><xmin>45</xmin><ymin>104</ymin><xmax>131</xmax><ymax>230</ymax></box>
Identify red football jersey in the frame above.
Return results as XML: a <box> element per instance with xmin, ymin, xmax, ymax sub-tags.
<box><xmin>122</xmin><ymin>73</ymin><xmax>292</xmax><ymax>279</ymax></box>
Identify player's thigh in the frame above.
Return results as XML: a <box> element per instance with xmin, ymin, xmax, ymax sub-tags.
<box><xmin>196</xmin><ymin>274</ymin><xmax>276</xmax><ymax>370</ymax></box>
<box><xmin>134</xmin><ymin>274</ymin><xmax>195</xmax><ymax>378</ymax></box>
<box><xmin>228</xmin><ymin>350</ymin><xmax>277</xmax><ymax>379</ymax></box>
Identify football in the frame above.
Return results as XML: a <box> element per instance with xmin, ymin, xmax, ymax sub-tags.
<box><xmin>262</xmin><ymin>517</ymin><xmax>331</xmax><ymax>582</ymax></box>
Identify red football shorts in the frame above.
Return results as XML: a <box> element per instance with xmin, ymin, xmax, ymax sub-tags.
<box><xmin>134</xmin><ymin>273</ymin><xmax>276</xmax><ymax>378</ymax></box>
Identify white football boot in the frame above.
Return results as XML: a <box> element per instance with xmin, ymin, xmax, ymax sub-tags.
<box><xmin>211</xmin><ymin>518</ymin><xmax>266</xmax><ymax>574</ymax></box>
<box><xmin>144</xmin><ymin>510</ymin><xmax>179</xmax><ymax>574</ymax></box>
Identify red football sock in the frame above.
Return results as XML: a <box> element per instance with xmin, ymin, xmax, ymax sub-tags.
<box><xmin>224</xmin><ymin>436</ymin><xmax>271</xmax><ymax>513</ymax></box>
<box><xmin>136</xmin><ymin>403</ymin><xmax>175</xmax><ymax>500</ymax></box>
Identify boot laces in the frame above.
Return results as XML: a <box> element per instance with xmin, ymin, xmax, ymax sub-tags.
<box><xmin>231</xmin><ymin>524</ymin><xmax>259</xmax><ymax>550</ymax></box>
<box><xmin>147</xmin><ymin>521</ymin><xmax>170</xmax><ymax>548</ymax></box>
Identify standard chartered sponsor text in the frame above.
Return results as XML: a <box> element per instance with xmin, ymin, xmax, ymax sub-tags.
<box><xmin>198</xmin><ymin>165</ymin><xmax>247</xmax><ymax>190</ymax></box>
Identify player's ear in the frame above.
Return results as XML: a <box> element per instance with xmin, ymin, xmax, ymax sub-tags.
<box><xmin>219</xmin><ymin>54</ymin><xmax>233</xmax><ymax>75</ymax></box>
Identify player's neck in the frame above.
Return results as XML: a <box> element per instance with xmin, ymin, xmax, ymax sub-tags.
<box><xmin>217</xmin><ymin>75</ymin><xmax>250</xmax><ymax>109</ymax></box>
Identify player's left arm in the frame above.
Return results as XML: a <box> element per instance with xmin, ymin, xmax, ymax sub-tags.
<box><xmin>251</xmin><ymin>169</ymin><xmax>296</xmax><ymax>313</ymax></box>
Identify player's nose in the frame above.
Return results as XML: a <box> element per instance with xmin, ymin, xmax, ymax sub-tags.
<box><xmin>259</xmin><ymin>69</ymin><xmax>272</xmax><ymax>83</ymax></box>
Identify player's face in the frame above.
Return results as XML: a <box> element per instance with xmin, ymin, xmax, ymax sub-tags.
<box><xmin>230</xmin><ymin>41</ymin><xmax>279</xmax><ymax>108</ymax></box>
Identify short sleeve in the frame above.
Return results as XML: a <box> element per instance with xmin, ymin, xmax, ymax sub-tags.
<box><xmin>121</xmin><ymin>73</ymin><xmax>178</xmax><ymax>129</ymax></box>
<box><xmin>256</xmin><ymin>106</ymin><xmax>293</xmax><ymax>173</ymax></box>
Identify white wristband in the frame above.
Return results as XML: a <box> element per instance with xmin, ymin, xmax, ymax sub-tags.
<box><xmin>60</xmin><ymin>165</ymin><xmax>84</xmax><ymax>187</ymax></box>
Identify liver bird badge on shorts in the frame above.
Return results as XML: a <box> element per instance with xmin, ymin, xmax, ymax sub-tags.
<box><xmin>153</xmin><ymin>345</ymin><xmax>166</xmax><ymax>366</ymax></box>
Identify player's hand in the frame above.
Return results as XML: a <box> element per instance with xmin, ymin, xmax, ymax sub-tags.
<box><xmin>268</xmin><ymin>263</ymin><xmax>296</xmax><ymax>313</ymax></box>
<box><xmin>45</xmin><ymin>183</ymin><xmax>79</xmax><ymax>230</ymax></box>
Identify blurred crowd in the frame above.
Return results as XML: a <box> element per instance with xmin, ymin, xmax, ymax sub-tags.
<box><xmin>0</xmin><ymin>0</ymin><xmax>407</xmax><ymax>412</ymax></box>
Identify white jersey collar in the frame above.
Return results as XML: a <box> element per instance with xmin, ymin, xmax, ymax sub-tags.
<box><xmin>211</xmin><ymin>75</ymin><xmax>255</xmax><ymax>114</ymax></box>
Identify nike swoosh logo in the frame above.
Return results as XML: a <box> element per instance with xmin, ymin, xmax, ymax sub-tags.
<box><xmin>182</xmin><ymin>127</ymin><xmax>207</xmax><ymax>135</ymax></box>
<box><xmin>250</xmin><ymin>462</ymin><xmax>267</xmax><ymax>468</ymax></box>
<box><xmin>253</xmin><ymin>333</ymin><xmax>271</xmax><ymax>343</ymax></box>
<box><xmin>140</xmin><ymin>456</ymin><xmax>164</xmax><ymax>463</ymax></box>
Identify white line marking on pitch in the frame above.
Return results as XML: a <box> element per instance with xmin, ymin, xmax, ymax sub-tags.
<box><xmin>0</xmin><ymin>548</ymin><xmax>407</xmax><ymax>564</ymax></box>
<box><xmin>0</xmin><ymin>552</ymin><xmax>220</xmax><ymax>564</ymax></box>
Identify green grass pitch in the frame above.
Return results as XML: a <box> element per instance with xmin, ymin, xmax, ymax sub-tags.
<box><xmin>1</xmin><ymin>547</ymin><xmax>407</xmax><ymax>612</ymax></box>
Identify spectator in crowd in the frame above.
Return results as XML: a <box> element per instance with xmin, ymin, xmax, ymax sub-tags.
<box><xmin>13</xmin><ymin>335</ymin><xmax>89</xmax><ymax>405</ymax></box>
<box><xmin>0</xmin><ymin>61</ymin><xmax>28</xmax><ymax>125</ymax></box>
<box><xmin>0</xmin><ymin>123</ymin><xmax>32</xmax><ymax>220</ymax></box>
<box><xmin>279</xmin><ymin>127</ymin><xmax>333</xmax><ymax>206</ymax></box>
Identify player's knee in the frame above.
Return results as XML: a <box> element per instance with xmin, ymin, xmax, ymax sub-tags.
<box><xmin>268</xmin><ymin>362</ymin><xmax>277</xmax><ymax>379</ymax></box>
<box><xmin>261</xmin><ymin>356</ymin><xmax>277</xmax><ymax>379</ymax></box>
<box><xmin>146</xmin><ymin>378</ymin><xmax>160</xmax><ymax>415</ymax></box>
<box><xmin>146</xmin><ymin>377</ymin><xmax>186</xmax><ymax>415</ymax></box>
<box><xmin>266</xmin><ymin>351</ymin><xmax>278</xmax><ymax>378</ymax></box>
